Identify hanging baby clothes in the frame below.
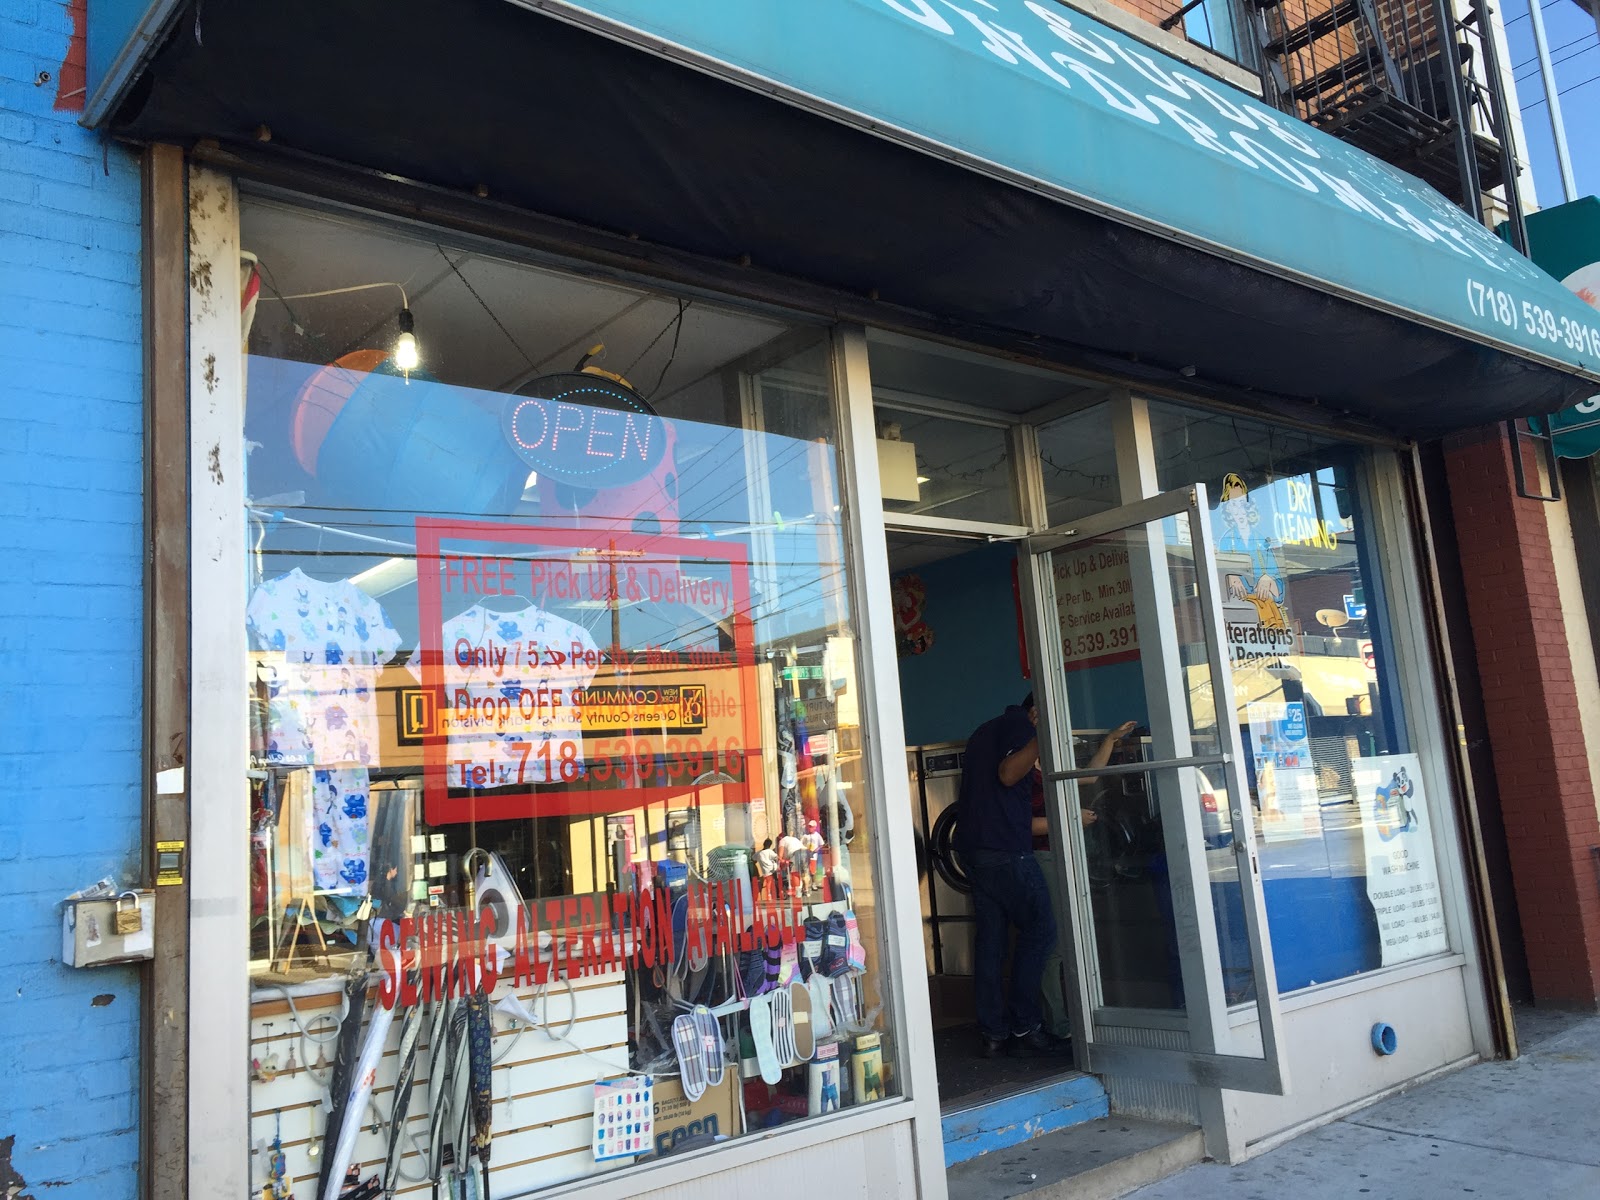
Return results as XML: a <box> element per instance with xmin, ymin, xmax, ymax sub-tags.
<box><xmin>309</xmin><ymin>767</ymin><xmax>374</xmax><ymax>892</ymax></box>
<box><xmin>407</xmin><ymin>602</ymin><xmax>600</xmax><ymax>788</ymax></box>
<box><xmin>246</xmin><ymin>567</ymin><xmax>403</xmax><ymax>767</ymax></box>
<box><xmin>248</xmin><ymin>569</ymin><xmax>401</xmax><ymax>898</ymax></box>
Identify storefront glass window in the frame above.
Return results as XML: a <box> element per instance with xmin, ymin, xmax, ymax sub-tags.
<box><xmin>874</xmin><ymin>403</ymin><xmax>1018</xmax><ymax>524</ymax></box>
<box><xmin>1037</xmin><ymin>403</ymin><xmax>1119</xmax><ymax>527</ymax></box>
<box><xmin>240</xmin><ymin>199</ymin><xmax>898</xmax><ymax>1197</ymax></box>
<box><xmin>1148</xmin><ymin>402</ymin><xmax>1451</xmax><ymax>993</ymax></box>
<box><xmin>867</xmin><ymin>330</ymin><xmax>1107</xmax><ymax>526</ymax></box>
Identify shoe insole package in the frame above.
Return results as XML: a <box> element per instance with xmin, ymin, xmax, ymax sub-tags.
<box><xmin>691</xmin><ymin>1004</ymin><xmax>725</xmax><ymax>1086</ymax></box>
<box><xmin>807</xmin><ymin>972</ymin><xmax>835</xmax><ymax>1043</ymax></box>
<box><xmin>831</xmin><ymin>973</ymin><xmax>862</xmax><ymax>1031</ymax></box>
<box><xmin>672</xmin><ymin>1013</ymin><xmax>708</xmax><ymax>1102</ymax></box>
<box><xmin>770</xmin><ymin>985</ymin><xmax>797</xmax><ymax>1068</ymax></box>
<box><xmin>748</xmin><ymin>992</ymin><xmax>784</xmax><ymax>1084</ymax></box>
<box><xmin>789</xmin><ymin>981</ymin><xmax>815</xmax><ymax>1062</ymax></box>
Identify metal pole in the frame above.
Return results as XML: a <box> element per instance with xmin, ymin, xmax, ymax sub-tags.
<box><xmin>1478</xmin><ymin>3</ymin><xmax>1531</xmax><ymax>253</ymax></box>
<box><xmin>1431</xmin><ymin>0</ymin><xmax>1484</xmax><ymax>220</ymax></box>
<box><xmin>1528</xmin><ymin>0</ymin><xmax>1580</xmax><ymax>201</ymax></box>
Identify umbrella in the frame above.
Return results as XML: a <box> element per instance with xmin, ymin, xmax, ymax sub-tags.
<box><xmin>443</xmin><ymin>1001</ymin><xmax>472</xmax><ymax>1196</ymax></box>
<box><xmin>467</xmin><ymin>993</ymin><xmax>495</xmax><ymax>1199</ymax></box>
<box><xmin>382</xmin><ymin>970</ymin><xmax>425</xmax><ymax>1199</ymax></box>
<box><xmin>322</xmin><ymin>993</ymin><xmax>397</xmax><ymax>1200</ymax></box>
<box><xmin>317</xmin><ymin>972</ymin><xmax>370</xmax><ymax>1200</ymax></box>
<box><xmin>423</xmin><ymin>997</ymin><xmax>455</xmax><ymax>1200</ymax></box>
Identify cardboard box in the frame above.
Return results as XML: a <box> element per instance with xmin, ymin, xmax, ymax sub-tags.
<box><xmin>650</xmin><ymin>1069</ymin><xmax>740</xmax><ymax>1157</ymax></box>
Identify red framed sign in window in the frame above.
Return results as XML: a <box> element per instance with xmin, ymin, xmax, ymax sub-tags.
<box><xmin>414</xmin><ymin>518</ymin><xmax>762</xmax><ymax>825</ymax></box>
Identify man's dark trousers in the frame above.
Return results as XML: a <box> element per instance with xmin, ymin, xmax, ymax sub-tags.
<box><xmin>968</xmin><ymin>847</ymin><xmax>1057</xmax><ymax>1039</ymax></box>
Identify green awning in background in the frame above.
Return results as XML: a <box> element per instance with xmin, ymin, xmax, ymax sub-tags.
<box><xmin>1523</xmin><ymin>198</ymin><xmax>1600</xmax><ymax>457</ymax></box>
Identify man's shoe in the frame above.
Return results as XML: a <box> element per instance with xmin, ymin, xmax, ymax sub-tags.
<box><xmin>980</xmin><ymin>1032</ymin><xmax>1010</xmax><ymax>1059</ymax></box>
<box><xmin>1010</xmin><ymin>1027</ymin><xmax>1070</xmax><ymax>1057</ymax></box>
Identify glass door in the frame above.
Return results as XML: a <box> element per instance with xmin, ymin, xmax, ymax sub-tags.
<box><xmin>1017</xmin><ymin>484</ymin><xmax>1289</xmax><ymax>1094</ymax></box>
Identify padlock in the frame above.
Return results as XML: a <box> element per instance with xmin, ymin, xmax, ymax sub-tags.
<box><xmin>114</xmin><ymin>891</ymin><xmax>143</xmax><ymax>936</ymax></box>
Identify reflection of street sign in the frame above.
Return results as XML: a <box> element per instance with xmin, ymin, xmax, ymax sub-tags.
<box><xmin>1360</xmin><ymin>639</ymin><xmax>1374</xmax><ymax>670</ymax></box>
<box><xmin>1343</xmin><ymin>594</ymin><xmax>1367</xmax><ymax>621</ymax></box>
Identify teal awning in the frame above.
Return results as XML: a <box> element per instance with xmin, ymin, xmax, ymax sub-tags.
<box><xmin>532</xmin><ymin>0</ymin><xmax>1600</xmax><ymax>384</ymax></box>
<box><xmin>87</xmin><ymin>0</ymin><xmax>1600</xmax><ymax>431</ymax></box>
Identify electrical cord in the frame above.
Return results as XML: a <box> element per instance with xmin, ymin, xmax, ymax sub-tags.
<box><xmin>254</xmin><ymin>983</ymin><xmax>348</xmax><ymax>1094</ymax></box>
<box><xmin>264</xmin><ymin>281</ymin><xmax>410</xmax><ymax>308</ymax></box>
<box><xmin>435</xmin><ymin>245</ymin><xmax>538</xmax><ymax>369</ymax></box>
<box><xmin>623</xmin><ymin>299</ymin><xmax>692</xmax><ymax>387</ymax></box>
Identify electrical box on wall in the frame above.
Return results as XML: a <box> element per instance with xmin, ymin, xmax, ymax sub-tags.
<box><xmin>62</xmin><ymin>891</ymin><xmax>156</xmax><ymax>967</ymax></box>
<box><xmin>877</xmin><ymin>439</ymin><xmax>921</xmax><ymax>502</ymax></box>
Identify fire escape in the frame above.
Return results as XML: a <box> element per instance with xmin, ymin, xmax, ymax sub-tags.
<box><xmin>1162</xmin><ymin>0</ymin><xmax>1553</xmax><ymax>489</ymax></box>
<box><xmin>1251</xmin><ymin>0</ymin><xmax>1529</xmax><ymax>248</ymax></box>
<box><xmin>1162</xmin><ymin>0</ymin><xmax>1529</xmax><ymax>249</ymax></box>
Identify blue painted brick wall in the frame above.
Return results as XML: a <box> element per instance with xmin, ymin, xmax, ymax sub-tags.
<box><xmin>0</xmin><ymin>1</ymin><xmax>144</xmax><ymax>1197</ymax></box>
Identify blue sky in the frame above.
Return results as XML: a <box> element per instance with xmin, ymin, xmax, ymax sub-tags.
<box><xmin>1505</xmin><ymin>0</ymin><xmax>1600</xmax><ymax>208</ymax></box>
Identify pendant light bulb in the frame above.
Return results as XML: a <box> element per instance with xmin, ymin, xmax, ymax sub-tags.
<box><xmin>394</xmin><ymin>308</ymin><xmax>419</xmax><ymax>376</ymax></box>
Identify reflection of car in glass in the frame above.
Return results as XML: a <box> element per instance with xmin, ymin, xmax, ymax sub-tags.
<box><xmin>1197</xmin><ymin>768</ymin><xmax>1232</xmax><ymax>850</ymax></box>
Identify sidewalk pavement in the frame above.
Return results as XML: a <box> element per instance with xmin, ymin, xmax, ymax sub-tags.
<box><xmin>1127</xmin><ymin>1008</ymin><xmax>1600</xmax><ymax>1200</ymax></box>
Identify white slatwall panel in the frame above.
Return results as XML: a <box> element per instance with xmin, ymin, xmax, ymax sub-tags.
<box><xmin>248</xmin><ymin>970</ymin><xmax>631</xmax><ymax>1197</ymax></box>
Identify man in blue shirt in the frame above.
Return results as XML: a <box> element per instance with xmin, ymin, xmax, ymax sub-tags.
<box><xmin>959</xmin><ymin>694</ymin><xmax>1134</xmax><ymax>1057</ymax></box>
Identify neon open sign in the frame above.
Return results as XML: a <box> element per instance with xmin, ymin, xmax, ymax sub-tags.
<box><xmin>502</xmin><ymin>373</ymin><xmax>667</xmax><ymax>487</ymax></box>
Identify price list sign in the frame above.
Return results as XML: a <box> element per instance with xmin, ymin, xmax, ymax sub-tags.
<box><xmin>1353</xmin><ymin>754</ymin><xmax>1448</xmax><ymax>966</ymax></box>
<box><xmin>1052</xmin><ymin>541</ymin><xmax>1139</xmax><ymax>671</ymax></box>
<box><xmin>413</xmin><ymin>518</ymin><xmax>763</xmax><ymax>825</ymax></box>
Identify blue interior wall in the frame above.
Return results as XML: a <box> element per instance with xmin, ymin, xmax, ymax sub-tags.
<box><xmin>895</xmin><ymin>543</ymin><xmax>1151</xmax><ymax>745</ymax></box>
<box><xmin>895</xmin><ymin>542</ymin><xmax>1029</xmax><ymax>746</ymax></box>
<box><xmin>0</xmin><ymin>3</ymin><xmax>144</xmax><ymax>1195</ymax></box>
<box><xmin>1064</xmin><ymin>659</ymin><xmax>1147</xmax><ymax>731</ymax></box>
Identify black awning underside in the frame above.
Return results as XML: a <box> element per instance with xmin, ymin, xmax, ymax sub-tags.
<box><xmin>109</xmin><ymin>0</ymin><xmax>1591</xmax><ymax>437</ymax></box>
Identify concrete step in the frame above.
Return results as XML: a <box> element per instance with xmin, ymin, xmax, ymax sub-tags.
<box><xmin>946</xmin><ymin>1116</ymin><xmax>1204</xmax><ymax>1200</ymax></box>
<box><xmin>941</xmin><ymin>1072</ymin><xmax>1108</xmax><ymax>1167</ymax></box>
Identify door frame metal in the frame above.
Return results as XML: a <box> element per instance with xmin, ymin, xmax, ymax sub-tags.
<box><xmin>1016</xmin><ymin>482</ymin><xmax>1289</xmax><ymax>1096</ymax></box>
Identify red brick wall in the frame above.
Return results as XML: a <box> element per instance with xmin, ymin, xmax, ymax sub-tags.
<box><xmin>1104</xmin><ymin>0</ymin><xmax>1189</xmax><ymax>31</ymax></box>
<box><xmin>1444</xmin><ymin>424</ymin><xmax>1600</xmax><ymax>1009</ymax></box>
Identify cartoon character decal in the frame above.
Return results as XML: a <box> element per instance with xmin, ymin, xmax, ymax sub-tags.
<box><xmin>1229</xmin><ymin>570</ymin><xmax>1288</xmax><ymax>631</ymax></box>
<box><xmin>891</xmin><ymin>573</ymin><xmax>934</xmax><ymax>656</ymax></box>
<box><xmin>1216</xmin><ymin>472</ymin><xmax>1257</xmax><ymax>553</ymax></box>
<box><xmin>1372</xmin><ymin>767</ymin><xmax>1419</xmax><ymax>842</ymax></box>
<box><xmin>1215</xmin><ymin>472</ymin><xmax>1290</xmax><ymax>633</ymax></box>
